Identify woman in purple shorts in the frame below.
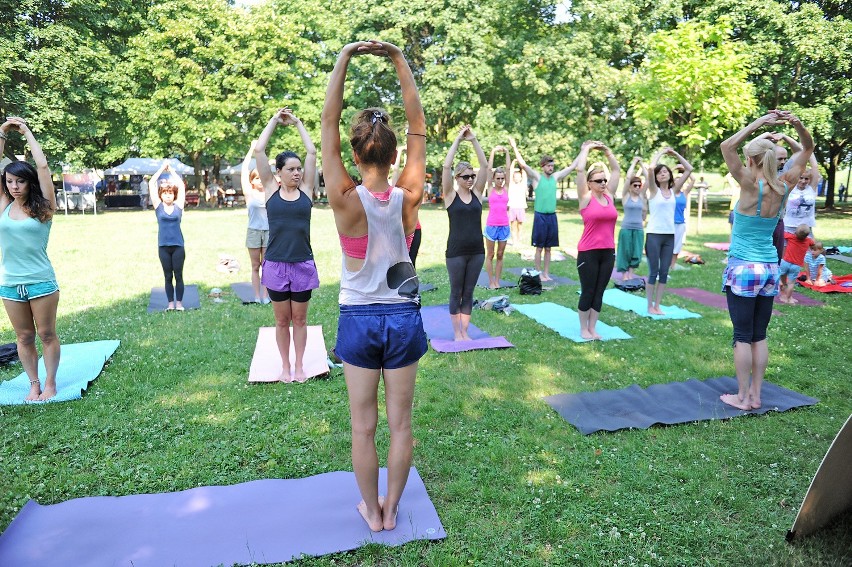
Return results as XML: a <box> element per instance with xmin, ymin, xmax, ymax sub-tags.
<box><xmin>483</xmin><ymin>146</ymin><xmax>510</xmax><ymax>288</ymax></box>
<box><xmin>254</xmin><ymin>107</ymin><xmax>318</xmax><ymax>384</ymax></box>
<box><xmin>0</xmin><ymin>117</ymin><xmax>60</xmax><ymax>401</ymax></box>
<box><xmin>322</xmin><ymin>40</ymin><xmax>428</xmax><ymax>532</ymax></box>
<box><xmin>719</xmin><ymin>110</ymin><xmax>812</xmax><ymax>411</ymax></box>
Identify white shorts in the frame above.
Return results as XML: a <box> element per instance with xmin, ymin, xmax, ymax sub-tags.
<box><xmin>673</xmin><ymin>223</ymin><xmax>687</xmax><ymax>254</ymax></box>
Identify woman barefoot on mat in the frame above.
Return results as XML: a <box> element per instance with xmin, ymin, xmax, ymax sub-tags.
<box><xmin>241</xmin><ymin>141</ymin><xmax>270</xmax><ymax>304</ymax></box>
<box><xmin>644</xmin><ymin>147</ymin><xmax>693</xmax><ymax>315</ymax></box>
<box><xmin>255</xmin><ymin>108</ymin><xmax>319</xmax><ymax>383</ymax></box>
<box><xmin>483</xmin><ymin>145</ymin><xmax>511</xmax><ymax>288</ymax></box>
<box><xmin>442</xmin><ymin>125</ymin><xmax>488</xmax><ymax>338</ymax></box>
<box><xmin>575</xmin><ymin>141</ymin><xmax>620</xmax><ymax>340</ymax></box>
<box><xmin>719</xmin><ymin>110</ymin><xmax>813</xmax><ymax>410</ymax></box>
<box><xmin>616</xmin><ymin>157</ymin><xmax>646</xmax><ymax>281</ymax></box>
<box><xmin>149</xmin><ymin>161</ymin><xmax>187</xmax><ymax>311</ymax></box>
<box><xmin>322</xmin><ymin>40</ymin><xmax>428</xmax><ymax>532</ymax></box>
<box><xmin>0</xmin><ymin>118</ymin><xmax>60</xmax><ymax>401</ymax></box>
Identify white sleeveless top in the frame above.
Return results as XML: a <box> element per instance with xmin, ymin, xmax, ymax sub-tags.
<box><xmin>338</xmin><ymin>185</ymin><xmax>420</xmax><ymax>305</ymax></box>
<box><xmin>646</xmin><ymin>189</ymin><xmax>676</xmax><ymax>235</ymax></box>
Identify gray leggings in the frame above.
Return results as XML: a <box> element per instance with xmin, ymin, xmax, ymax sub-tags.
<box><xmin>446</xmin><ymin>253</ymin><xmax>485</xmax><ymax>315</ymax></box>
<box><xmin>645</xmin><ymin>233</ymin><xmax>674</xmax><ymax>284</ymax></box>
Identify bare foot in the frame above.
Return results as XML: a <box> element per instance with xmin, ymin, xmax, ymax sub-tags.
<box><xmin>293</xmin><ymin>367</ymin><xmax>308</xmax><ymax>383</ymax></box>
<box><xmin>720</xmin><ymin>393</ymin><xmax>752</xmax><ymax>410</ymax></box>
<box><xmin>541</xmin><ymin>274</ymin><xmax>553</xmax><ymax>282</ymax></box>
<box><xmin>591</xmin><ymin>331</ymin><xmax>603</xmax><ymax>340</ymax></box>
<box><xmin>25</xmin><ymin>380</ymin><xmax>41</xmax><ymax>402</ymax></box>
<box><xmin>580</xmin><ymin>329</ymin><xmax>594</xmax><ymax>340</ymax></box>
<box><xmin>357</xmin><ymin>499</ymin><xmax>384</xmax><ymax>532</ymax></box>
<box><xmin>383</xmin><ymin>502</ymin><xmax>399</xmax><ymax>531</ymax></box>
<box><xmin>489</xmin><ymin>283</ymin><xmax>499</xmax><ymax>289</ymax></box>
<box><xmin>749</xmin><ymin>394</ymin><xmax>762</xmax><ymax>410</ymax></box>
<box><xmin>459</xmin><ymin>333</ymin><xmax>473</xmax><ymax>341</ymax></box>
<box><xmin>777</xmin><ymin>297</ymin><xmax>789</xmax><ymax>304</ymax></box>
<box><xmin>789</xmin><ymin>297</ymin><xmax>799</xmax><ymax>304</ymax></box>
<box><xmin>279</xmin><ymin>368</ymin><xmax>294</xmax><ymax>383</ymax></box>
<box><xmin>37</xmin><ymin>384</ymin><xmax>57</xmax><ymax>401</ymax></box>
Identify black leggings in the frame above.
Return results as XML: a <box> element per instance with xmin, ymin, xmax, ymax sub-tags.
<box><xmin>645</xmin><ymin>233</ymin><xmax>674</xmax><ymax>284</ymax></box>
<box><xmin>577</xmin><ymin>248</ymin><xmax>615</xmax><ymax>312</ymax></box>
<box><xmin>446</xmin><ymin>253</ymin><xmax>485</xmax><ymax>315</ymax></box>
<box><xmin>158</xmin><ymin>245</ymin><xmax>185</xmax><ymax>302</ymax></box>
<box><xmin>409</xmin><ymin>227</ymin><xmax>422</xmax><ymax>268</ymax></box>
<box><xmin>725</xmin><ymin>288</ymin><xmax>775</xmax><ymax>346</ymax></box>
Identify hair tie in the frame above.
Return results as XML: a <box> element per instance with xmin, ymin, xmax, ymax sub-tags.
<box><xmin>371</xmin><ymin>110</ymin><xmax>382</xmax><ymax>125</ymax></box>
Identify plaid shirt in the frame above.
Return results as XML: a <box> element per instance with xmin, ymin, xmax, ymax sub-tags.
<box><xmin>722</xmin><ymin>257</ymin><xmax>780</xmax><ymax>297</ymax></box>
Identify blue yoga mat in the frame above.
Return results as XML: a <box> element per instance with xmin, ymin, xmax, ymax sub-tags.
<box><xmin>515</xmin><ymin>302</ymin><xmax>631</xmax><ymax>342</ymax></box>
<box><xmin>0</xmin><ymin>467</ymin><xmax>445</xmax><ymax>567</ymax></box>
<box><xmin>598</xmin><ymin>288</ymin><xmax>701</xmax><ymax>320</ymax></box>
<box><xmin>0</xmin><ymin>340</ymin><xmax>120</xmax><ymax>405</ymax></box>
<box><xmin>545</xmin><ymin>376</ymin><xmax>819</xmax><ymax>435</ymax></box>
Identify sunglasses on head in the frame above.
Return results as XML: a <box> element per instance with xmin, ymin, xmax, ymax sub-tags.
<box><xmin>458</xmin><ymin>174</ymin><xmax>476</xmax><ymax>181</ymax></box>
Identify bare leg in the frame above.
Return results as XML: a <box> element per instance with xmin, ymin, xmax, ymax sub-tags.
<box><xmin>459</xmin><ymin>313</ymin><xmax>473</xmax><ymax>341</ymax></box>
<box><xmin>542</xmin><ymin>247</ymin><xmax>552</xmax><ymax>281</ymax></box>
<box><xmin>272</xmin><ymin>300</ymin><xmax>293</xmax><ymax>382</ymax></box>
<box><xmin>450</xmin><ymin>313</ymin><xmax>464</xmax><ymax>341</ymax></box>
<box><xmin>670</xmin><ymin>253</ymin><xmax>678</xmax><ymax>270</ymax></box>
<box><xmin>382</xmin><ymin>363</ymin><xmax>418</xmax><ymax>530</ymax></box>
<box><xmin>485</xmin><ymin>238</ymin><xmax>497</xmax><ymax>288</ymax></box>
<box><xmin>495</xmin><ymin>240</ymin><xmax>507</xmax><ymax>285</ymax></box>
<box><xmin>748</xmin><ymin>339</ymin><xmax>768</xmax><ymax>409</ymax></box>
<box><xmin>646</xmin><ymin>283</ymin><xmax>656</xmax><ymax>314</ymax></box>
<box><xmin>344</xmin><ymin>363</ymin><xmax>383</xmax><ymax>532</ymax></box>
<box><xmin>534</xmin><ymin>247</ymin><xmax>543</xmax><ymax>272</ymax></box>
<box><xmin>249</xmin><ymin>247</ymin><xmax>264</xmax><ymax>302</ymax></box>
<box><xmin>3</xmin><ymin>299</ymin><xmax>40</xmax><ymax>401</ymax></box>
<box><xmin>588</xmin><ymin>308</ymin><xmax>602</xmax><ymax>340</ymax></box>
<box><xmin>577</xmin><ymin>309</ymin><xmax>593</xmax><ymax>340</ymax></box>
<box><xmin>290</xmin><ymin>299</ymin><xmax>310</xmax><ymax>382</ymax></box>
<box><xmin>30</xmin><ymin>293</ymin><xmax>61</xmax><ymax>401</ymax></box>
<box><xmin>653</xmin><ymin>282</ymin><xmax>667</xmax><ymax>315</ymax></box>
<box><xmin>720</xmin><ymin>341</ymin><xmax>754</xmax><ymax>410</ymax></box>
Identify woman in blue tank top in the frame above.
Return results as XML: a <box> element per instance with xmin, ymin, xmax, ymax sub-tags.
<box><xmin>149</xmin><ymin>161</ymin><xmax>186</xmax><ymax>311</ymax></box>
<box><xmin>322</xmin><ymin>40</ymin><xmax>427</xmax><ymax>533</ymax></box>
<box><xmin>254</xmin><ymin>108</ymin><xmax>318</xmax><ymax>384</ymax></box>
<box><xmin>0</xmin><ymin>117</ymin><xmax>61</xmax><ymax>401</ymax></box>
<box><xmin>719</xmin><ymin>110</ymin><xmax>813</xmax><ymax>411</ymax></box>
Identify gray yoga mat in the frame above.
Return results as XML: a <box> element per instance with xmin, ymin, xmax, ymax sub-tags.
<box><xmin>505</xmin><ymin>267</ymin><xmax>578</xmax><ymax>286</ymax></box>
<box><xmin>827</xmin><ymin>254</ymin><xmax>852</xmax><ymax>265</ymax></box>
<box><xmin>147</xmin><ymin>285</ymin><xmax>201</xmax><ymax>313</ymax></box>
<box><xmin>545</xmin><ymin>376</ymin><xmax>818</xmax><ymax>435</ymax></box>
<box><xmin>0</xmin><ymin>467</ymin><xmax>445</xmax><ymax>567</ymax></box>
<box><xmin>476</xmin><ymin>270</ymin><xmax>516</xmax><ymax>289</ymax></box>
<box><xmin>230</xmin><ymin>282</ymin><xmax>268</xmax><ymax>304</ymax></box>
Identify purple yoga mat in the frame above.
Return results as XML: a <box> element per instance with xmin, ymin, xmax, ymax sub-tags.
<box><xmin>420</xmin><ymin>304</ymin><xmax>513</xmax><ymax>352</ymax></box>
<box><xmin>775</xmin><ymin>291</ymin><xmax>824</xmax><ymax>307</ymax></box>
<box><xmin>668</xmin><ymin>287</ymin><xmax>782</xmax><ymax>316</ymax></box>
<box><xmin>0</xmin><ymin>468</ymin><xmax>445</xmax><ymax>567</ymax></box>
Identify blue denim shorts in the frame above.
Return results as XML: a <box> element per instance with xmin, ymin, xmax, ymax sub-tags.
<box><xmin>779</xmin><ymin>260</ymin><xmax>802</xmax><ymax>279</ymax></box>
<box><xmin>335</xmin><ymin>302</ymin><xmax>427</xmax><ymax>370</ymax></box>
<box><xmin>0</xmin><ymin>281</ymin><xmax>59</xmax><ymax>302</ymax></box>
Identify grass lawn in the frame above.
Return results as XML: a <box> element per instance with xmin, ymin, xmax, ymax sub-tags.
<box><xmin>1</xmin><ymin>198</ymin><xmax>851</xmax><ymax>566</ymax></box>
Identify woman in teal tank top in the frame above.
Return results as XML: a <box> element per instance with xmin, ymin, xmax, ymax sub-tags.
<box><xmin>0</xmin><ymin>117</ymin><xmax>61</xmax><ymax>402</ymax></box>
<box><xmin>719</xmin><ymin>110</ymin><xmax>813</xmax><ymax>412</ymax></box>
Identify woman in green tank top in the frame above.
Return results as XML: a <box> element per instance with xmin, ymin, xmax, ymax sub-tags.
<box><xmin>0</xmin><ymin>117</ymin><xmax>61</xmax><ymax>402</ymax></box>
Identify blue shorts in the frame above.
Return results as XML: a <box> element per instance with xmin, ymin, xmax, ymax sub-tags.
<box><xmin>0</xmin><ymin>281</ymin><xmax>59</xmax><ymax>302</ymax></box>
<box><xmin>779</xmin><ymin>260</ymin><xmax>802</xmax><ymax>279</ymax></box>
<box><xmin>335</xmin><ymin>302</ymin><xmax>427</xmax><ymax>370</ymax></box>
<box><xmin>483</xmin><ymin>225</ymin><xmax>510</xmax><ymax>242</ymax></box>
<box><xmin>531</xmin><ymin>212</ymin><xmax>559</xmax><ymax>248</ymax></box>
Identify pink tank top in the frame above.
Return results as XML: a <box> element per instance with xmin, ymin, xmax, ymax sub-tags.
<box><xmin>577</xmin><ymin>194</ymin><xmax>617</xmax><ymax>251</ymax></box>
<box><xmin>339</xmin><ymin>187</ymin><xmax>416</xmax><ymax>259</ymax></box>
<box><xmin>486</xmin><ymin>188</ymin><xmax>510</xmax><ymax>227</ymax></box>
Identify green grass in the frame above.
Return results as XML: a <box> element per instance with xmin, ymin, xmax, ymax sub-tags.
<box><xmin>1</xmin><ymin>200</ymin><xmax>851</xmax><ymax>566</ymax></box>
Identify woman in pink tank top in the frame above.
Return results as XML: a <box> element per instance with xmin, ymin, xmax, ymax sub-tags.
<box><xmin>483</xmin><ymin>145</ymin><xmax>511</xmax><ymax>288</ymax></box>
<box><xmin>575</xmin><ymin>141</ymin><xmax>620</xmax><ymax>340</ymax></box>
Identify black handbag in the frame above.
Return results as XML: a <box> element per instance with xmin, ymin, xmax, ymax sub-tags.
<box><xmin>518</xmin><ymin>270</ymin><xmax>542</xmax><ymax>295</ymax></box>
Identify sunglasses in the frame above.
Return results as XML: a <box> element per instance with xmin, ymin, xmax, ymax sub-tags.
<box><xmin>458</xmin><ymin>174</ymin><xmax>476</xmax><ymax>181</ymax></box>
<box><xmin>631</xmin><ymin>183</ymin><xmax>642</xmax><ymax>187</ymax></box>
<box><xmin>590</xmin><ymin>178</ymin><xmax>608</xmax><ymax>184</ymax></box>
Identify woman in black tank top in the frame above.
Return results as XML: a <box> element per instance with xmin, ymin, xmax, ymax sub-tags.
<box><xmin>442</xmin><ymin>125</ymin><xmax>488</xmax><ymax>341</ymax></box>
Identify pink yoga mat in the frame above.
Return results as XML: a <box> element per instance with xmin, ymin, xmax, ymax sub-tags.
<box><xmin>667</xmin><ymin>287</ymin><xmax>782</xmax><ymax>316</ymax></box>
<box><xmin>0</xmin><ymin>468</ymin><xmax>445</xmax><ymax>567</ymax></box>
<box><xmin>248</xmin><ymin>326</ymin><xmax>330</xmax><ymax>382</ymax></box>
<box><xmin>704</xmin><ymin>242</ymin><xmax>730</xmax><ymax>251</ymax></box>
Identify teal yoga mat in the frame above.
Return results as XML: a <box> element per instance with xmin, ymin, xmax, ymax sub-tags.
<box><xmin>599</xmin><ymin>288</ymin><xmax>701</xmax><ymax>320</ymax></box>
<box><xmin>0</xmin><ymin>340</ymin><xmax>119</xmax><ymax>405</ymax></box>
<box><xmin>515</xmin><ymin>302</ymin><xmax>631</xmax><ymax>342</ymax></box>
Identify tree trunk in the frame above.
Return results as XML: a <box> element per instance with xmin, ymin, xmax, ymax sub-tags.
<box><xmin>824</xmin><ymin>143</ymin><xmax>839</xmax><ymax>210</ymax></box>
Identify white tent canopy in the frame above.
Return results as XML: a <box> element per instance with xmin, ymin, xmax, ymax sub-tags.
<box><xmin>219</xmin><ymin>158</ymin><xmax>255</xmax><ymax>175</ymax></box>
<box><xmin>0</xmin><ymin>157</ymin><xmax>12</xmax><ymax>171</ymax></box>
<box><xmin>103</xmin><ymin>158</ymin><xmax>194</xmax><ymax>176</ymax></box>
